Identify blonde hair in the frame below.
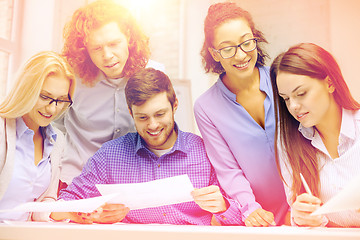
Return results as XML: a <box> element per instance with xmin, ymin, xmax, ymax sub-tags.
<box><xmin>0</xmin><ymin>51</ymin><xmax>76</xmax><ymax>119</ymax></box>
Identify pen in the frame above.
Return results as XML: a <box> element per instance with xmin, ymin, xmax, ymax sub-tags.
<box><xmin>300</xmin><ymin>173</ymin><xmax>313</xmax><ymax>195</ymax></box>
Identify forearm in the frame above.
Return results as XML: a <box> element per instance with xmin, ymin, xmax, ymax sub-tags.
<box><xmin>50</xmin><ymin>212</ymin><xmax>72</xmax><ymax>221</ymax></box>
<box><xmin>50</xmin><ymin>211</ymin><xmax>93</xmax><ymax>224</ymax></box>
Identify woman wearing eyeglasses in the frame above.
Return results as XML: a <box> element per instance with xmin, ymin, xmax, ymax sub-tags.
<box><xmin>0</xmin><ymin>51</ymin><xmax>75</xmax><ymax>222</ymax></box>
<box><xmin>194</xmin><ymin>2</ymin><xmax>288</xmax><ymax>226</ymax></box>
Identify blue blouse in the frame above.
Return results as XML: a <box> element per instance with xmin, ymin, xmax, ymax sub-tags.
<box><xmin>194</xmin><ymin>66</ymin><xmax>288</xmax><ymax>224</ymax></box>
<box><xmin>0</xmin><ymin>117</ymin><xmax>56</xmax><ymax>221</ymax></box>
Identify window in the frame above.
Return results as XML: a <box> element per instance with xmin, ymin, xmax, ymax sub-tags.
<box><xmin>0</xmin><ymin>0</ymin><xmax>22</xmax><ymax>98</ymax></box>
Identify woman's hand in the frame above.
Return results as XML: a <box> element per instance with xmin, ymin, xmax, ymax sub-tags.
<box><xmin>292</xmin><ymin>193</ymin><xmax>323</xmax><ymax>227</ymax></box>
<box><xmin>244</xmin><ymin>208</ymin><xmax>276</xmax><ymax>227</ymax></box>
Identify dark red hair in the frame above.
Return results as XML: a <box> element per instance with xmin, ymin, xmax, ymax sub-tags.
<box><xmin>271</xmin><ymin>43</ymin><xmax>360</xmax><ymax>201</ymax></box>
<box><xmin>201</xmin><ymin>2</ymin><xmax>268</xmax><ymax>74</ymax></box>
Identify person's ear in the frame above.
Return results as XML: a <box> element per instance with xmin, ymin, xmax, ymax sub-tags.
<box><xmin>173</xmin><ymin>98</ymin><xmax>179</xmax><ymax>113</ymax></box>
<box><xmin>208</xmin><ymin>47</ymin><xmax>220</xmax><ymax>62</ymax></box>
<box><xmin>326</xmin><ymin>76</ymin><xmax>335</xmax><ymax>93</ymax></box>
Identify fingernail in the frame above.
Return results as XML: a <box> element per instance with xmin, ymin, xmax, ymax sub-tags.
<box><xmin>271</xmin><ymin>221</ymin><xmax>276</xmax><ymax>226</ymax></box>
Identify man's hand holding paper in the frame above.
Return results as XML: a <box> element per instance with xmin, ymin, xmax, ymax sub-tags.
<box><xmin>191</xmin><ymin>185</ymin><xmax>227</xmax><ymax>213</ymax></box>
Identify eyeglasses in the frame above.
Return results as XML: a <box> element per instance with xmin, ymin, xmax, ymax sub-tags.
<box><xmin>39</xmin><ymin>94</ymin><xmax>73</xmax><ymax>108</ymax></box>
<box><xmin>212</xmin><ymin>38</ymin><xmax>258</xmax><ymax>59</ymax></box>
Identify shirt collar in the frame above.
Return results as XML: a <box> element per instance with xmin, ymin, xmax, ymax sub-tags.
<box><xmin>134</xmin><ymin>123</ymin><xmax>188</xmax><ymax>156</ymax></box>
<box><xmin>298</xmin><ymin>123</ymin><xmax>315</xmax><ymax>140</ymax></box>
<box><xmin>298</xmin><ymin>108</ymin><xmax>357</xmax><ymax>141</ymax></box>
<box><xmin>44</xmin><ymin>123</ymin><xmax>58</xmax><ymax>144</ymax></box>
<box><xmin>16</xmin><ymin>117</ymin><xmax>57</xmax><ymax>143</ymax></box>
<box><xmin>217</xmin><ymin>66</ymin><xmax>270</xmax><ymax>102</ymax></box>
<box><xmin>217</xmin><ymin>73</ymin><xmax>237</xmax><ymax>101</ymax></box>
<box><xmin>96</xmin><ymin>71</ymin><xmax>128</xmax><ymax>88</ymax></box>
<box><xmin>16</xmin><ymin>117</ymin><xmax>31</xmax><ymax>138</ymax></box>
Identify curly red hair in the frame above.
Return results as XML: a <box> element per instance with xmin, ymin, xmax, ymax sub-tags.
<box><xmin>62</xmin><ymin>0</ymin><xmax>150</xmax><ymax>86</ymax></box>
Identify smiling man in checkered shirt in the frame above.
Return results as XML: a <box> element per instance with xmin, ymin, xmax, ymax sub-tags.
<box><xmin>51</xmin><ymin>68</ymin><xmax>243</xmax><ymax>225</ymax></box>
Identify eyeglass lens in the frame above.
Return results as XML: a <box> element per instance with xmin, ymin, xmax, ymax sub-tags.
<box><xmin>40</xmin><ymin>95</ymin><xmax>72</xmax><ymax>107</ymax></box>
<box><xmin>220</xmin><ymin>39</ymin><xmax>257</xmax><ymax>59</ymax></box>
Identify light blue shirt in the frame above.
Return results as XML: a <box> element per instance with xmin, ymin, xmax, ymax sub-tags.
<box><xmin>0</xmin><ymin>118</ymin><xmax>55</xmax><ymax>221</ymax></box>
<box><xmin>194</xmin><ymin>66</ymin><xmax>288</xmax><ymax>224</ymax></box>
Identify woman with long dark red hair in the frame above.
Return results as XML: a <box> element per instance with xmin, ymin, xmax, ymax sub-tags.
<box><xmin>271</xmin><ymin>42</ymin><xmax>360</xmax><ymax>227</ymax></box>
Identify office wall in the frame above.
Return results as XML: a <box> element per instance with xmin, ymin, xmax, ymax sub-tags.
<box><xmin>230</xmin><ymin>0</ymin><xmax>360</xmax><ymax>101</ymax></box>
<box><xmin>19</xmin><ymin>0</ymin><xmax>56</xmax><ymax>64</ymax></box>
<box><xmin>16</xmin><ymin>0</ymin><xmax>360</xmax><ymax>133</ymax></box>
<box><xmin>330</xmin><ymin>0</ymin><xmax>360</xmax><ymax>101</ymax></box>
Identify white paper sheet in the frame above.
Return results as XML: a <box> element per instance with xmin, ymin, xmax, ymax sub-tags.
<box><xmin>0</xmin><ymin>175</ymin><xmax>194</xmax><ymax>213</ymax></box>
<box><xmin>311</xmin><ymin>174</ymin><xmax>360</xmax><ymax>215</ymax></box>
<box><xmin>96</xmin><ymin>174</ymin><xmax>195</xmax><ymax>210</ymax></box>
<box><xmin>0</xmin><ymin>194</ymin><xmax>118</xmax><ymax>213</ymax></box>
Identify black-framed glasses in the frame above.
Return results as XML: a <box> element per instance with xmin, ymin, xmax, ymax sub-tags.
<box><xmin>39</xmin><ymin>94</ymin><xmax>73</xmax><ymax>108</ymax></box>
<box><xmin>213</xmin><ymin>38</ymin><xmax>258</xmax><ymax>59</ymax></box>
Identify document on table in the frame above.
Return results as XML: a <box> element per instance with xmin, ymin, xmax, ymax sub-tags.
<box><xmin>312</xmin><ymin>174</ymin><xmax>360</xmax><ymax>215</ymax></box>
<box><xmin>96</xmin><ymin>174</ymin><xmax>195</xmax><ymax>210</ymax></box>
<box><xmin>0</xmin><ymin>194</ymin><xmax>118</xmax><ymax>213</ymax></box>
<box><xmin>0</xmin><ymin>175</ymin><xmax>194</xmax><ymax>213</ymax></box>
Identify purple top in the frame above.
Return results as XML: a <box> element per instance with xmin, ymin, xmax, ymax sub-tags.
<box><xmin>59</xmin><ymin>127</ymin><xmax>242</xmax><ymax>225</ymax></box>
<box><xmin>194</xmin><ymin>66</ymin><xmax>288</xmax><ymax>224</ymax></box>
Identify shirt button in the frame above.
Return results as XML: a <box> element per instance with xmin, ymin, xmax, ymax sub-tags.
<box><xmin>163</xmin><ymin>213</ymin><xmax>166</xmax><ymax>216</ymax></box>
<box><xmin>115</xmin><ymin>129</ymin><xmax>120</xmax><ymax>133</ymax></box>
<box><xmin>158</xmin><ymin>164</ymin><xmax>160</xmax><ymax>168</ymax></box>
<box><xmin>221</xmin><ymin>215</ymin><xmax>227</xmax><ymax>220</ymax></box>
<box><xmin>116</xmin><ymin>108</ymin><xmax>120</xmax><ymax>112</ymax></box>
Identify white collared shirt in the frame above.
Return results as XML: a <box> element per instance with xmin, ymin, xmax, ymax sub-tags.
<box><xmin>279</xmin><ymin>108</ymin><xmax>360</xmax><ymax>227</ymax></box>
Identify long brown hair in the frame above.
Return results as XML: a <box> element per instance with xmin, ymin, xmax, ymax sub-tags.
<box><xmin>270</xmin><ymin>43</ymin><xmax>360</xmax><ymax>202</ymax></box>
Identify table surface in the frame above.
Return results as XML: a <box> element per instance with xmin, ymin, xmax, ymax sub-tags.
<box><xmin>1</xmin><ymin>222</ymin><xmax>360</xmax><ymax>240</ymax></box>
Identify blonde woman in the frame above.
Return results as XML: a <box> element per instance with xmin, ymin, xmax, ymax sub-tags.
<box><xmin>0</xmin><ymin>51</ymin><xmax>75</xmax><ymax>222</ymax></box>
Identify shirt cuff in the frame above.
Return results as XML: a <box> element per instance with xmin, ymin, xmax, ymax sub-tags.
<box><xmin>213</xmin><ymin>197</ymin><xmax>243</xmax><ymax>225</ymax></box>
